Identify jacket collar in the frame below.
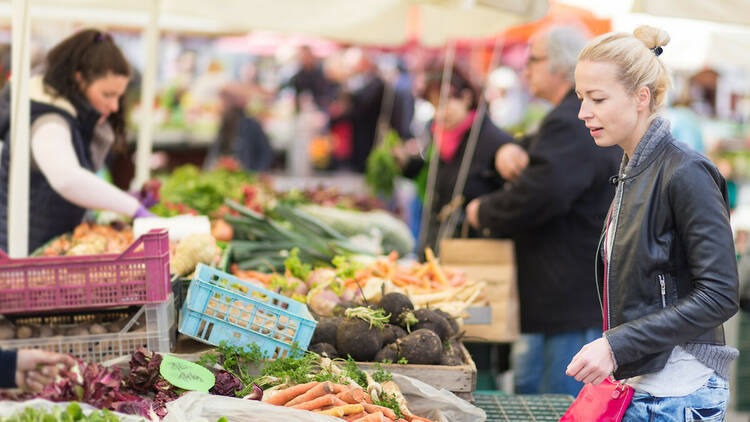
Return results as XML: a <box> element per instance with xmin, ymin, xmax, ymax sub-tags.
<box><xmin>619</xmin><ymin>115</ymin><xmax>671</xmax><ymax>178</ymax></box>
<box><xmin>29</xmin><ymin>75</ymin><xmax>77</xmax><ymax>117</ymax></box>
<box><xmin>30</xmin><ymin>74</ymin><xmax>102</xmax><ymax>141</ymax></box>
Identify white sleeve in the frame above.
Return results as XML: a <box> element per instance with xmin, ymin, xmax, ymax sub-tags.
<box><xmin>30</xmin><ymin>115</ymin><xmax>140</xmax><ymax>217</ymax></box>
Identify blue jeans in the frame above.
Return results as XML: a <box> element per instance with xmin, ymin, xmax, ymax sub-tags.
<box><xmin>511</xmin><ymin>327</ymin><xmax>601</xmax><ymax>396</ymax></box>
<box><xmin>622</xmin><ymin>373</ymin><xmax>729</xmax><ymax>422</ymax></box>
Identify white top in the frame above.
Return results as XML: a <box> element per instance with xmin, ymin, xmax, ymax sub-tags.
<box><xmin>628</xmin><ymin>346</ymin><xmax>713</xmax><ymax>397</ymax></box>
<box><xmin>30</xmin><ymin>113</ymin><xmax>140</xmax><ymax>217</ymax></box>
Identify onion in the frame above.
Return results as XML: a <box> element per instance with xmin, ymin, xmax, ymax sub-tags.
<box><xmin>243</xmin><ymin>383</ymin><xmax>263</xmax><ymax>401</ymax></box>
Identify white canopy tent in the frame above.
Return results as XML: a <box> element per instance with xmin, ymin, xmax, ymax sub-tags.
<box><xmin>4</xmin><ymin>0</ymin><xmax>548</xmax><ymax>256</ymax></box>
<box><xmin>627</xmin><ymin>0</ymin><xmax>750</xmax><ymax>71</ymax></box>
<box><xmin>631</xmin><ymin>0</ymin><xmax>750</xmax><ymax>27</ymax></box>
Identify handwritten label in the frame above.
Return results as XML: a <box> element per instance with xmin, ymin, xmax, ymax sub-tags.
<box><xmin>159</xmin><ymin>354</ymin><xmax>215</xmax><ymax>392</ymax></box>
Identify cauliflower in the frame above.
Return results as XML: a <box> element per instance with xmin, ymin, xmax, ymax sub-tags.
<box><xmin>170</xmin><ymin>233</ymin><xmax>217</xmax><ymax>276</ymax></box>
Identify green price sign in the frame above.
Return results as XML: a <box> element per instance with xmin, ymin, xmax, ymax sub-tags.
<box><xmin>159</xmin><ymin>354</ymin><xmax>215</xmax><ymax>392</ymax></box>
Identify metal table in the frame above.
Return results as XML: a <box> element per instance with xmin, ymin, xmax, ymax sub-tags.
<box><xmin>474</xmin><ymin>392</ymin><xmax>574</xmax><ymax>422</ymax></box>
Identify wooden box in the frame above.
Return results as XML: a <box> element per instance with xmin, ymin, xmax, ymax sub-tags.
<box><xmin>439</xmin><ymin>239</ymin><xmax>519</xmax><ymax>343</ymax></box>
<box><xmin>356</xmin><ymin>343</ymin><xmax>477</xmax><ymax>401</ymax></box>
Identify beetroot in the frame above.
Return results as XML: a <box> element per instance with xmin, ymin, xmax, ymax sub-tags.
<box><xmin>412</xmin><ymin>308</ymin><xmax>454</xmax><ymax>341</ymax></box>
<box><xmin>374</xmin><ymin>344</ymin><xmax>399</xmax><ymax>363</ymax></box>
<box><xmin>336</xmin><ymin>318</ymin><xmax>383</xmax><ymax>361</ymax></box>
<box><xmin>379</xmin><ymin>292</ymin><xmax>415</xmax><ymax>327</ymax></box>
<box><xmin>309</xmin><ymin>342</ymin><xmax>339</xmax><ymax>359</ymax></box>
<box><xmin>395</xmin><ymin>329</ymin><xmax>443</xmax><ymax>365</ymax></box>
<box><xmin>381</xmin><ymin>324</ymin><xmax>407</xmax><ymax>346</ymax></box>
<box><xmin>311</xmin><ymin>317</ymin><xmax>342</xmax><ymax>345</ymax></box>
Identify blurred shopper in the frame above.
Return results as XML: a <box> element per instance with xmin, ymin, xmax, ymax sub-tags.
<box><xmin>288</xmin><ymin>45</ymin><xmax>333</xmax><ymax>110</ymax></box>
<box><xmin>397</xmin><ymin>64</ymin><xmax>513</xmax><ymax>252</ymax></box>
<box><xmin>664</xmin><ymin>88</ymin><xmax>705</xmax><ymax>152</ymax></box>
<box><xmin>344</xmin><ymin>49</ymin><xmax>414</xmax><ymax>173</ymax></box>
<box><xmin>205</xmin><ymin>85</ymin><xmax>273</xmax><ymax>172</ymax></box>
<box><xmin>567</xmin><ymin>26</ymin><xmax>738</xmax><ymax>421</ymax></box>
<box><xmin>1</xmin><ymin>347</ymin><xmax>75</xmax><ymax>392</ymax></box>
<box><xmin>0</xmin><ymin>29</ymin><xmax>152</xmax><ymax>253</ymax></box>
<box><xmin>465</xmin><ymin>26</ymin><xmax>621</xmax><ymax>396</ymax></box>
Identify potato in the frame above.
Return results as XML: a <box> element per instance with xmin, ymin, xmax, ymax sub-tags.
<box><xmin>0</xmin><ymin>326</ymin><xmax>14</xmax><ymax>340</ymax></box>
<box><xmin>16</xmin><ymin>325</ymin><xmax>33</xmax><ymax>339</ymax></box>
<box><xmin>89</xmin><ymin>323</ymin><xmax>107</xmax><ymax>335</ymax></box>
<box><xmin>38</xmin><ymin>326</ymin><xmax>54</xmax><ymax>338</ymax></box>
<box><xmin>66</xmin><ymin>326</ymin><xmax>90</xmax><ymax>336</ymax></box>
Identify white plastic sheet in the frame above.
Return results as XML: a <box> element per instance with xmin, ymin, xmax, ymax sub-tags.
<box><xmin>0</xmin><ymin>399</ymin><xmax>147</xmax><ymax>422</ymax></box>
<box><xmin>159</xmin><ymin>373</ymin><xmax>486</xmax><ymax>422</ymax></box>
<box><xmin>391</xmin><ymin>373</ymin><xmax>486</xmax><ymax>422</ymax></box>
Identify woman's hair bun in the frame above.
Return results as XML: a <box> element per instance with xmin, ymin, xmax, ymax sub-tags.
<box><xmin>633</xmin><ymin>25</ymin><xmax>670</xmax><ymax>50</ymax></box>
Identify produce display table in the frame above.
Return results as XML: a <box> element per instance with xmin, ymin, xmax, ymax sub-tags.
<box><xmin>474</xmin><ymin>391</ymin><xmax>573</xmax><ymax>422</ymax></box>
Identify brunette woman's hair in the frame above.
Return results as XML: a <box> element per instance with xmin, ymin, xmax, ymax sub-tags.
<box><xmin>43</xmin><ymin>29</ymin><xmax>131</xmax><ymax>149</ymax></box>
<box><xmin>422</xmin><ymin>62</ymin><xmax>480</xmax><ymax>110</ymax></box>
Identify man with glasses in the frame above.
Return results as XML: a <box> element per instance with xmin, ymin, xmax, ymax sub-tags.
<box><xmin>465</xmin><ymin>26</ymin><xmax>622</xmax><ymax>396</ymax></box>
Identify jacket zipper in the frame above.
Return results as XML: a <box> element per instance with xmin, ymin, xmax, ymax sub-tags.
<box><xmin>605</xmin><ymin>175</ymin><xmax>625</xmax><ymax>331</ymax></box>
<box><xmin>658</xmin><ymin>274</ymin><xmax>667</xmax><ymax>308</ymax></box>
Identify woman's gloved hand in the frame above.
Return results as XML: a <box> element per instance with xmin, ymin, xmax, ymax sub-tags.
<box><xmin>133</xmin><ymin>204</ymin><xmax>156</xmax><ymax>219</ymax></box>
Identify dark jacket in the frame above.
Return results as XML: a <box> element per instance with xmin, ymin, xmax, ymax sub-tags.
<box><xmin>0</xmin><ymin>77</ymin><xmax>101</xmax><ymax>253</ymax></box>
<box><xmin>349</xmin><ymin>73</ymin><xmax>413</xmax><ymax>173</ymax></box>
<box><xmin>405</xmin><ymin>115</ymin><xmax>511</xmax><ymax>252</ymax></box>
<box><xmin>208</xmin><ymin>107</ymin><xmax>273</xmax><ymax>171</ymax></box>
<box><xmin>0</xmin><ymin>347</ymin><xmax>17</xmax><ymax>388</ymax></box>
<box><xmin>477</xmin><ymin>89</ymin><xmax>621</xmax><ymax>334</ymax></box>
<box><xmin>290</xmin><ymin>64</ymin><xmax>333</xmax><ymax>110</ymax></box>
<box><xmin>598</xmin><ymin>117</ymin><xmax>739</xmax><ymax>379</ymax></box>
<box><xmin>405</xmin><ymin>114</ymin><xmax>512</xmax><ymax>215</ymax></box>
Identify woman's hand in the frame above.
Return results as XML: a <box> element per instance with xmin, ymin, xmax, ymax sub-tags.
<box><xmin>495</xmin><ymin>143</ymin><xmax>529</xmax><ymax>181</ymax></box>
<box><xmin>466</xmin><ymin>198</ymin><xmax>481</xmax><ymax>229</ymax></box>
<box><xmin>566</xmin><ymin>337</ymin><xmax>615</xmax><ymax>386</ymax></box>
<box><xmin>15</xmin><ymin>349</ymin><xmax>76</xmax><ymax>392</ymax></box>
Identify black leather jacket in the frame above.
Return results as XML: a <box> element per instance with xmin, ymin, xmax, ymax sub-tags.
<box><xmin>598</xmin><ymin>118</ymin><xmax>739</xmax><ymax>380</ymax></box>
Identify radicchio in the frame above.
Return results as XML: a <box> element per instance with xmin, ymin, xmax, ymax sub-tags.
<box><xmin>208</xmin><ymin>370</ymin><xmax>244</xmax><ymax>397</ymax></box>
<box><xmin>127</xmin><ymin>347</ymin><xmax>164</xmax><ymax>393</ymax></box>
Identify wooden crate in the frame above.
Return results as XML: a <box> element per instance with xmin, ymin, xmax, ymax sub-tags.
<box><xmin>440</xmin><ymin>239</ymin><xmax>519</xmax><ymax>343</ymax></box>
<box><xmin>357</xmin><ymin>343</ymin><xmax>477</xmax><ymax>401</ymax></box>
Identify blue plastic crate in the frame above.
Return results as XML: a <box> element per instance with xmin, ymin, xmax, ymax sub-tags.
<box><xmin>178</xmin><ymin>264</ymin><xmax>317</xmax><ymax>359</ymax></box>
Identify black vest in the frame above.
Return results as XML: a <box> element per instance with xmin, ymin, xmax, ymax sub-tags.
<box><xmin>0</xmin><ymin>86</ymin><xmax>101</xmax><ymax>253</ymax></box>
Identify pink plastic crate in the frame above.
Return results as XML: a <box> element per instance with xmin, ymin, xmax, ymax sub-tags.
<box><xmin>0</xmin><ymin>229</ymin><xmax>170</xmax><ymax>314</ymax></box>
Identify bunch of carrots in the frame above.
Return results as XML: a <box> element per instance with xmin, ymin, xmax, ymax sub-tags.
<box><xmin>348</xmin><ymin>249</ymin><xmax>468</xmax><ymax>292</ymax></box>
<box><xmin>262</xmin><ymin>381</ymin><xmax>432</xmax><ymax>422</ymax></box>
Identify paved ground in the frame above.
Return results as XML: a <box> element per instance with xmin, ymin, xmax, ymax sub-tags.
<box><xmin>727</xmin><ymin>410</ymin><xmax>750</xmax><ymax>422</ymax></box>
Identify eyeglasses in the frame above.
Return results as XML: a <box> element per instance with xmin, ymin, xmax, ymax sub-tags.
<box><xmin>526</xmin><ymin>55</ymin><xmax>548</xmax><ymax>67</ymax></box>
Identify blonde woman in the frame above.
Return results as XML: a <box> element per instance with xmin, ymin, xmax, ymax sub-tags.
<box><xmin>566</xmin><ymin>25</ymin><xmax>739</xmax><ymax>420</ymax></box>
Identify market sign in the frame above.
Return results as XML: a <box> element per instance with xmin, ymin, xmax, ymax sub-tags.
<box><xmin>160</xmin><ymin>354</ymin><xmax>215</xmax><ymax>392</ymax></box>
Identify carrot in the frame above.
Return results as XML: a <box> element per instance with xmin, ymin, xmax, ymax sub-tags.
<box><xmin>393</xmin><ymin>273</ymin><xmax>421</xmax><ymax>286</ymax></box>
<box><xmin>333</xmin><ymin>397</ymin><xmax>349</xmax><ymax>406</ymax></box>
<box><xmin>316</xmin><ymin>404</ymin><xmax>365</xmax><ymax>417</ymax></box>
<box><xmin>344</xmin><ymin>412</ymin><xmax>368</xmax><ymax>422</ymax></box>
<box><xmin>290</xmin><ymin>394</ymin><xmax>339</xmax><ymax>411</ymax></box>
<box><xmin>408</xmin><ymin>416</ymin><xmax>433</xmax><ymax>422</ymax></box>
<box><xmin>263</xmin><ymin>381</ymin><xmax>318</xmax><ymax>406</ymax></box>
<box><xmin>285</xmin><ymin>381</ymin><xmax>334</xmax><ymax>406</ymax></box>
<box><xmin>362</xmin><ymin>403</ymin><xmax>397</xmax><ymax>420</ymax></box>
<box><xmin>332</xmin><ymin>383</ymin><xmax>350</xmax><ymax>394</ymax></box>
<box><xmin>352</xmin><ymin>411</ymin><xmax>384</xmax><ymax>422</ymax></box>
<box><xmin>397</xmin><ymin>419</ymin><xmax>409</xmax><ymax>422</ymax></box>
<box><xmin>336</xmin><ymin>387</ymin><xmax>367</xmax><ymax>404</ymax></box>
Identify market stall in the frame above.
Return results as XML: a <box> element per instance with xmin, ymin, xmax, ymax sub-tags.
<box><xmin>0</xmin><ymin>1</ymin><xmax>655</xmax><ymax>421</ymax></box>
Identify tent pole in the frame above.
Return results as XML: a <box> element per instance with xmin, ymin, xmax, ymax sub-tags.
<box><xmin>437</xmin><ymin>33</ymin><xmax>505</xmax><ymax>245</ymax></box>
<box><xmin>417</xmin><ymin>40</ymin><xmax>455</xmax><ymax>255</ymax></box>
<box><xmin>132</xmin><ymin>0</ymin><xmax>161</xmax><ymax>190</ymax></box>
<box><xmin>8</xmin><ymin>0</ymin><xmax>31</xmax><ymax>257</ymax></box>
